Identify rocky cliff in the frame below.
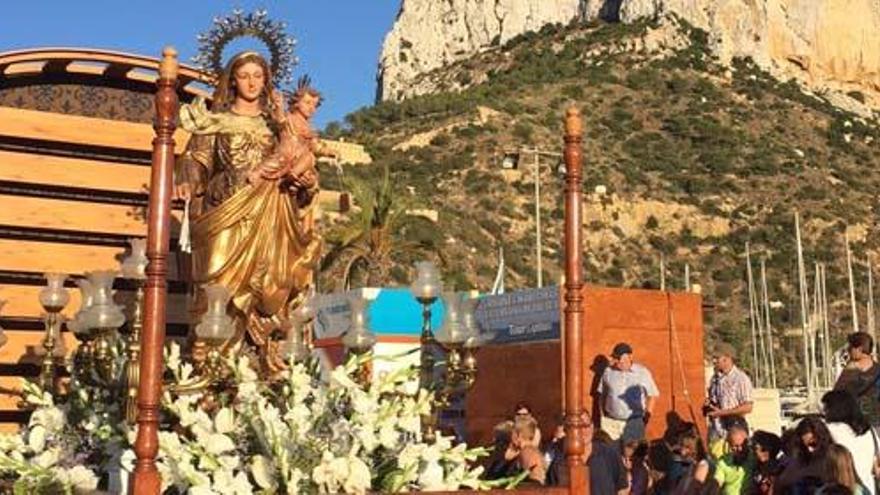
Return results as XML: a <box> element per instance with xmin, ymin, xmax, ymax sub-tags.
<box><xmin>377</xmin><ymin>0</ymin><xmax>584</xmax><ymax>101</ymax></box>
<box><xmin>378</xmin><ymin>0</ymin><xmax>880</xmax><ymax>112</ymax></box>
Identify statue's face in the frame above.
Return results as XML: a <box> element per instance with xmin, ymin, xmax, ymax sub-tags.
<box><xmin>233</xmin><ymin>61</ymin><xmax>266</xmax><ymax>103</ymax></box>
<box><xmin>295</xmin><ymin>93</ymin><xmax>320</xmax><ymax>119</ymax></box>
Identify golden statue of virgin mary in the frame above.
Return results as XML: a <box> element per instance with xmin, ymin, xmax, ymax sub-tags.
<box><xmin>175</xmin><ymin>50</ymin><xmax>325</xmax><ymax>373</ymax></box>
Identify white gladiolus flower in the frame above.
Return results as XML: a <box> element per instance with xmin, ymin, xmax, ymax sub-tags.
<box><xmin>179</xmin><ymin>461</ymin><xmax>212</xmax><ymax>487</ymax></box>
<box><xmin>218</xmin><ymin>454</ymin><xmax>239</xmax><ymax>471</ymax></box>
<box><xmin>343</xmin><ymin>455</ymin><xmax>372</xmax><ymax>494</ymax></box>
<box><xmin>212</xmin><ymin>468</ymin><xmax>252</xmax><ymax>495</ymax></box>
<box><xmin>421</xmin><ymin>443</ymin><xmax>442</xmax><ymax>464</ymax></box>
<box><xmin>284</xmin><ymin>403</ymin><xmax>311</xmax><ymax>433</ymax></box>
<box><xmin>53</xmin><ymin>465</ymin><xmax>99</xmax><ymax>493</ymax></box>
<box><xmin>30</xmin><ymin>406</ymin><xmax>65</xmax><ymax>434</ymax></box>
<box><xmin>120</xmin><ymin>449</ymin><xmax>136</xmax><ymax>473</ymax></box>
<box><xmin>27</xmin><ymin>425</ymin><xmax>47</xmax><ymax>453</ymax></box>
<box><xmin>251</xmin><ymin>454</ymin><xmax>277</xmax><ymax>490</ymax></box>
<box><xmin>166</xmin><ymin>342</ymin><xmax>182</xmax><ymax>371</ymax></box>
<box><xmin>312</xmin><ymin>451</ymin><xmax>342</xmax><ymax>493</ymax></box>
<box><xmin>458</xmin><ymin>465</ymin><xmax>485</xmax><ymax>489</ymax></box>
<box><xmin>418</xmin><ymin>459</ymin><xmax>447</xmax><ymax>491</ymax></box>
<box><xmin>288</xmin><ymin>364</ymin><xmax>312</xmax><ymax>391</ymax></box>
<box><xmin>398</xmin><ymin>443</ymin><xmax>424</xmax><ymax>470</ymax></box>
<box><xmin>231</xmin><ymin>471</ymin><xmax>253</xmax><ymax>494</ymax></box>
<box><xmin>236</xmin><ymin>356</ymin><xmax>259</xmax><ymax>383</ymax></box>
<box><xmin>355</xmin><ymin>425</ymin><xmax>378</xmax><ymax>452</ymax></box>
<box><xmin>378</xmin><ymin>424</ymin><xmax>399</xmax><ymax>449</ymax></box>
<box><xmin>204</xmin><ymin>433</ymin><xmax>236</xmax><ymax>455</ymax></box>
<box><xmin>214</xmin><ymin>407</ymin><xmax>235</xmax><ymax>434</ymax></box>
<box><xmin>286</xmin><ymin>468</ymin><xmax>304</xmax><ymax>495</ymax></box>
<box><xmin>33</xmin><ymin>446</ymin><xmax>61</xmax><ymax>468</ymax></box>
<box><xmin>329</xmin><ymin>365</ymin><xmax>359</xmax><ymax>390</ymax></box>
<box><xmin>179</xmin><ymin>362</ymin><xmax>195</xmax><ymax>382</ymax></box>
<box><xmin>0</xmin><ymin>433</ymin><xmax>25</xmax><ymax>453</ymax></box>
<box><xmin>398</xmin><ymin>411</ymin><xmax>421</xmax><ymax>435</ymax></box>
<box><xmin>443</xmin><ymin>443</ymin><xmax>468</xmax><ymax>465</ymax></box>
<box><xmin>238</xmin><ymin>381</ymin><xmax>259</xmax><ymax>401</ymax></box>
<box><xmin>188</xmin><ymin>486</ymin><xmax>216</xmax><ymax>495</ymax></box>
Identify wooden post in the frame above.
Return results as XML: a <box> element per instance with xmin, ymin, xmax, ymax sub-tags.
<box><xmin>563</xmin><ymin>107</ymin><xmax>588</xmax><ymax>495</ymax></box>
<box><xmin>131</xmin><ymin>46</ymin><xmax>178</xmax><ymax>494</ymax></box>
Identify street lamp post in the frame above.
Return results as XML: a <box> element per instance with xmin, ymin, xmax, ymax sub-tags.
<box><xmin>533</xmin><ymin>151</ymin><xmax>542</xmax><ymax>288</ymax></box>
<box><xmin>503</xmin><ymin>147</ymin><xmax>563</xmax><ymax>288</ymax></box>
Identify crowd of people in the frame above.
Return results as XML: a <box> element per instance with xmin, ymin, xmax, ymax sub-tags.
<box><xmin>483</xmin><ymin>332</ymin><xmax>880</xmax><ymax>494</ymax></box>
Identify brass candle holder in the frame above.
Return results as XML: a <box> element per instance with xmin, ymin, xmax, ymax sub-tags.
<box><xmin>68</xmin><ymin>279</ymin><xmax>96</xmax><ymax>385</ymax></box>
<box><xmin>173</xmin><ymin>284</ymin><xmax>235</xmax><ymax>400</ymax></box>
<box><xmin>341</xmin><ymin>295</ymin><xmax>376</xmax><ymax>385</ymax></box>
<box><xmin>410</xmin><ymin>261</ymin><xmax>442</xmax><ymax>443</ymax></box>
<box><xmin>120</xmin><ymin>238</ymin><xmax>148</xmax><ymax>424</ymax></box>
<box><xmin>83</xmin><ymin>270</ymin><xmax>126</xmax><ymax>387</ymax></box>
<box><xmin>38</xmin><ymin>273</ymin><xmax>70</xmax><ymax>393</ymax></box>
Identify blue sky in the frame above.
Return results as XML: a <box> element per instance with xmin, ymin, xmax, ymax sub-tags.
<box><xmin>0</xmin><ymin>1</ymin><xmax>402</xmax><ymax>128</ymax></box>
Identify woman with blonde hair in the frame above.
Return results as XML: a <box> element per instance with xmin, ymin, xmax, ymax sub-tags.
<box><xmin>821</xmin><ymin>443</ymin><xmax>870</xmax><ymax>494</ymax></box>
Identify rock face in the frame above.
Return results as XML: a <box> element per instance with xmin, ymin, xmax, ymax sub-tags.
<box><xmin>621</xmin><ymin>0</ymin><xmax>880</xmax><ymax>107</ymax></box>
<box><xmin>377</xmin><ymin>0</ymin><xmax>880</xmax><ymax>109</ymax></box>
<box><xmin>377</xmin><ymin>0</ymin><xmax>585</xmax><ymax>101</ymax></box>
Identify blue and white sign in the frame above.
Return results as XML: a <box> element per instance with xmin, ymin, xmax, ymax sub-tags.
<box><xmin>474</xmin><ymin>286</ymin><xmax>560</xmax><ymax>344</ymax></box>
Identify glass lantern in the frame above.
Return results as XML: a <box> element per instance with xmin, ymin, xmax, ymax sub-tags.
<box><xmin>281</xmin><ymin>318</ymin><xmax>309</xmax><ymax>362</ymax></box>
<box><xmin>195</xmin><ymin>284</ymin><xmax>235</xmax><ymax>346</ymax></box>
<box><xmin>121</xmin><ymin>238</ymin><xmax>148</xmax><ymax>280</ymax></box>
<box><xmin>460</xmin><ymin>296</ymin><xmax>487</xmax><ymax>349</ymax></box>
<box><xmin>39</xmin><ymin>273</ymin><xmax>69</xmax><ymax>313</ymax></box>
<box><xmin>435</xmin><ymin>292</ymin><xmax>467</xmax><ymax>346</ymax></box>
<box><xmin>410</xmin><ymin>261</ymin><xmax>442</xmax><ymax>303</ymax></box>
<box><xmin>84</xmin><ymin>270</ymin><xmax>125</xmax><ymax>330</ymax></box>
<box><xmin>342</xmin><ymin>296</ymin><xmax>376</xmax><ymax>353</ymax></box>
<box><xmin>69</xmin><ymin>279</ymin><xmax>95</xmax><ymax>338</ymax></box>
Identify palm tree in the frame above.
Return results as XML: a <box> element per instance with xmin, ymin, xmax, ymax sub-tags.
<box><xmin>319</xmin><ymin>165</ymin><xmax>442</xmax><ymax>291</ymax></box>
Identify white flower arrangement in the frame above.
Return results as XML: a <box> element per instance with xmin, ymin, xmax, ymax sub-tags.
<box><xmin>144</xmin><ymin>345</ymin><xmax>490</xmax><ymax>494</ymax></box>
<box><xmin>0</xmin><ymin>380</ymin><xmax>107</xmax><ymax>494</ymax></box>
<box><xmin>1</xmin><ymin>342</ymin><xmax>494</xmax><ymax>494</ymax></box>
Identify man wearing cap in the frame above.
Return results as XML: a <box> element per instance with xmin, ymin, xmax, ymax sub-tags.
<box><xmin>597</xmin><ymin>342</ymin><xmax>660</xmax><ymax>443</ymax></box>
<box><xmin>706</xmin><ymin>343</ymin><xmax>754</xmax><ymax>441</ymax></box>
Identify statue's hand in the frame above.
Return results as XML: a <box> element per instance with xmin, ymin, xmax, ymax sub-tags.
<box><xmin>269</xmin><ymin>89</ymin><xmax>287</xmax><ymax>124</ymax></box>
<box><xmin>263</xmin><ymin>159</ymin><xmax>295</xmax><ymax>181</ymax></box>
<box><xmin>290</xmin><ymin>169</ymin><xmax>318</xmax><ymax>190</ymax></box>
<box><xmin>174</xmin><ymin>182</ymin><xmax>193</xmax><ymax>201</ymax></box>
<box><xmin>249</xmin><ymin>156</ymin><xmax>293</xmax><ymax>183</ymax></box>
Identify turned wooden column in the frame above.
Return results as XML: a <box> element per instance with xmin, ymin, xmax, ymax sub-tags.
<box><xmin>563</xmin><ymin>107</ymin><xmax>589</xmax><ymax>495</ymax></box>
<box><xmin>131</xmin><ymin>46</ymin><xmax>178</xmax><ymax>494</ymax></box>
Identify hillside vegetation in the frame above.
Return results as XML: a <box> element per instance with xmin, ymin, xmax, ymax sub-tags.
<box><xmin>318</xmin><ymin>16</ymin><xmax>880</xmax><ymax>385</ymax></box>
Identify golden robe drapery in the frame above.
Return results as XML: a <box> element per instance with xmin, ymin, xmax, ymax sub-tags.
<box><xmin>176</xmin><ymin>99</ymin><xmax>322</xmax><ymax>353</ymax></box>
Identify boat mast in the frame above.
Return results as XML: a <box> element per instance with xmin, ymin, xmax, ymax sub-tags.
<box><xmin>746</xmin><ymin>243</ymin><xmax>762</xmax><ymax>385</ymax></box>
<box><xmin>795</xmin><ymin>211</ymin><xmax>812</xmax><ymax>397</ymax></box>
<box><xmin>760</xmin><ymin>258</ymin><xmax>777</xmax><ymax>388</ymax></box>
<box><xmin>847</xmin><ymin>231</ymin><xmax>859</xmax><ymax>334</ymax></box>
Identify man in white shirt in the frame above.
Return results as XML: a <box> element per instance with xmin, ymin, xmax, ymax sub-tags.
<box><xmin>597</xmin><ymin>342</ymin><xmax>660</xmax><ymax>443</ymax></box>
